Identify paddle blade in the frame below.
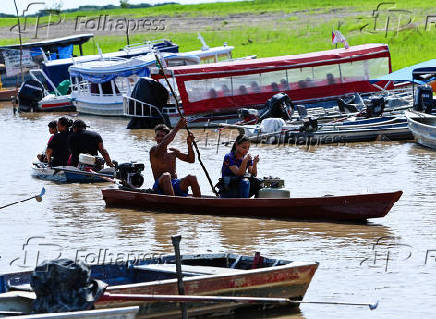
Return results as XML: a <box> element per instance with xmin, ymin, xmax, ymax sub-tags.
<box><xmin>35</xmin><ymin>187</ymin><xmax>46</xmax><ymax>202</ymax></box>
<box><xmin>369</xmin><ymin>300</ymin><xmax>379</xmax><ymax>310</ymax></box>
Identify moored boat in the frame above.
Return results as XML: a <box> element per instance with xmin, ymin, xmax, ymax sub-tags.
<box><xmin>0</xmin><ymin>253</ymin><xmax>318</xmax><ymax>318</ymax></box>
<box><xmin>3</xmin><ymin>306</ymin><xmax>139</xmax><ymax>319</ymax></box>
<box><xmin>405</xmin><ymin>110</ymin><xmax>436</xmax><ymax>149</ymax></box>
<box><xmin>227</xmin><ymin>115</ymin><xmax>413</xmax><ymax>145</ymax></box>
<box><xmin>124</xmin><ymin>43</ymin><xmax>393</xmax><ymax>128</ymax></box>
<box><xmin>102</xmin><ymin>188</ymin><xmax>402</xmax><ymax>222</ymax></box>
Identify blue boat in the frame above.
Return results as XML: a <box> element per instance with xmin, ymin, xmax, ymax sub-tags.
<box><xmin>31</xmin><ymin>161</ymin><xmax>114</xmax><ymax>183</ymax></box>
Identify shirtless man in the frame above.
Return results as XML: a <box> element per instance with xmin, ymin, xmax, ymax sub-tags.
<box><xmin>150</xmin><ymin>118</ymin><xmax>201</xmax><ymax>197</ymax></box>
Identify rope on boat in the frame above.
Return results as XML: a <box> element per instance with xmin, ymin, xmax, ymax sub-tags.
<box><xmin>152</xmin><ymin>50</ymin><xmax>219</xmax><ymax>196</ymax></box>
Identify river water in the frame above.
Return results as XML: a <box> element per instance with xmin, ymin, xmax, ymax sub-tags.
<box><xmin>0</xmin><ymin>101</ymin><xmax>435</xmax><ymax>318</ymax></box>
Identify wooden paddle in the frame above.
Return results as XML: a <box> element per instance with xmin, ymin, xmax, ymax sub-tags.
<box><xmin>152</xmin><ymin>49</ymin><xmax>219</xmax><ymax>196</ymax></box>
<box><xmin>0</xmin><ymin>187</ymin><xmax>45</xmax><ymax>210</ymax></box>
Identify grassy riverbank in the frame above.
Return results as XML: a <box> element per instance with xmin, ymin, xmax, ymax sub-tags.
<box><xmin>1</xmin><ymin>0</ymin><xmax>435</xmax><ymax>70</ymax></box>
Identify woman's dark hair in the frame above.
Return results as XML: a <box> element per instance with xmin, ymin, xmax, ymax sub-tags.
<box><xmin>231</xmin><ymin>134</ymin><xmax>250</xmax><ymax>153</ymax></box>
<box><xmin>48</xmin><ymin>120</ymin><xmax>57</xmax><ymax>129</ymax></box>
<box><xmin>58</xmin><ymin>117</ymin><xmax>73</xmax><ymax>128</ymax></box>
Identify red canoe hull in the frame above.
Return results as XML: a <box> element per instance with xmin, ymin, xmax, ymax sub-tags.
<box><xmin>102</xmin><ymin>188</ymin><xmax>402</xmax><ymax>222</ymax></box>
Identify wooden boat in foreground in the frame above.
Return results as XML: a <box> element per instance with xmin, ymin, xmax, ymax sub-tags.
<box><xmin>0</xmin><ymin>254</ymin><xmax>318</xmax><ymax>318</ymax></box>
<box><xmin>102</xmin><ymin>188</ymin><xmax>403</xmax><ymax>222</ymax></box>
<box><xmin>8</xmin><ymin>306</ymin><xmax>139</xmax><ymax>319</ymax></box>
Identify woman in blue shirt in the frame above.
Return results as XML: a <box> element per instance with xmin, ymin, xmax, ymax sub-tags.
<box><xmin>221</xmin><ymin>135</ymin><xmax>259</xmax><ymax>198</ymax></box>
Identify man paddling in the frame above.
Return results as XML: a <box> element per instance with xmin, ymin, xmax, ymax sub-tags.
<box><xmin>150</xmin><ymin>119</ymin><xmax>201</xmax><ymax>197</ymax></box>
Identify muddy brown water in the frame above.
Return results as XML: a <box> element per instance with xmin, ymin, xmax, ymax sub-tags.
<box><xmin>0</xmin><ymin>102</ymin><xmax>435</xmax><ymax>318</ymax></box>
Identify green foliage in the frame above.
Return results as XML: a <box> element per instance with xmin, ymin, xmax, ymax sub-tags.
<box><xmin>1</xmin><ymin>0</ymin><xmax>434</xmax><ymax>70</ymax></box>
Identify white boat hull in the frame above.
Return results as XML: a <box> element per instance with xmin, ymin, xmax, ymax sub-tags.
<box><xmin>73</xmin><ymin>98</ymin><xmax>124</xmax><ymax>117</ymax></box>
<box><xmin>38</xmin><ymin>95</ymin><xmax>74</xmax><ymax>112</ymax></box>
<box><xmin>406</xmin><ymin>110</ymin><xmax>436</xmax><ymax>149</ymax></box>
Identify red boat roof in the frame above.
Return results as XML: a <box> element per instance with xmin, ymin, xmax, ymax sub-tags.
<box><xmin>167</xmin><ymin>43</ymin><xmax>390</xmax><ymax>77</ymax></box>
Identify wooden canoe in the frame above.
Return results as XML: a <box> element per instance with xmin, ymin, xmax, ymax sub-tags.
<box><xmin>0</xmin><ymin>254</ymin><xmax>318</xmax><ymax>318</ymax></box>
<box><xmin>102</xmin><ymin>188</ymin><xmax>403</xmax><ymax>222</ymax></box>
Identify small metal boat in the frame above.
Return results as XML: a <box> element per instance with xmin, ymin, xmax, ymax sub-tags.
<box><xmin>31</xmin><ymin>160</ymin><xmax>114</xmax><ymax>183</ymax></box>
<box><xmin>405</xmin><ymin>110</ymin><xmax>436</xmax><ymax>149</ymax></box>
<box><xmin>0</xmin><ymin>253</ymin><xmax>318</xmax><ymax>318</ymax></box>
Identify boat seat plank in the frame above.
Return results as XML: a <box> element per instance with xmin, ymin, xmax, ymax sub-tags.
<box><xmin>133</xmin><ymin>264</ymin><xmax>246</xmax><ymax>276</ymax></box>
<box><xmin>7</xmin><ymin>284</ymin><xmax>32</xmax><ymax>292</ymax></box>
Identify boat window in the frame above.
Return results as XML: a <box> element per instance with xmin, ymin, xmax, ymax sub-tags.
<box><xmin>287</xmin><ymin>67</ymin><xmax>314</xmax><ymax>89</ymax></box>
<box><xmin>339</xmin><ymin>57</ymin><xmax>389</xmax><ymax>82</ymax></box>
<box><xmin>312</xmin><ymin>64</ymin><xmax>342</xmax><ymax>85</ymax></box>
<box><xmin>201</xmin><ymin>56</ymin><xmax>217</xmax><ymax>64</ymax></box>
<box><xmin>259</xmin><ymin>70</ymin><xmax>287</xmax><ymax>92</ymax></box>
<box><xmin>217</xmin><ymin>53</ymin><xmax>231</xmax><ymax>62</ymax></box>
<box><xmin>181</xmin><ymin>56</ymin><xmax>390</xmax><ymax>103</ymax></box>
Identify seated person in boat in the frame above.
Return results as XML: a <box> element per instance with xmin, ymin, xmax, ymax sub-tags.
<box><xmin>150</xmin><ymin>119</ymin><xmax>201</xmax><ymax>197</ymax></box>
<box><xmin>45</xmin><ymin>117</ymin><xmax>72</xmax><ymax>167</ymax></box>
<box><xmin>220</xmin><ymin>135</ymin><xmax>259</xmax><ymax>198</ymax></box>
<box><xmin>68</xmin><ymin>119</ymin><xmax>114</xmax><ymax>168</ymax></box>
<box><xmin>37</xmin><ymin>120</ymin><xmax>57</xmax><ymax>162</ymax></box>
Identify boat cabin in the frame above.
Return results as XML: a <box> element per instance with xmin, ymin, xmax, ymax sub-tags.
<box><xmin>152</xmin><ymin>43</ymin><xmax>392</xmax><ymax>116</ymax></box>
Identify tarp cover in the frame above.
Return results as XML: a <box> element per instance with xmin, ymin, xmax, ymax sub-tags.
<box><xmin>69</xmin><ymin>58</ymin><xmax>150</xmax><ymax>83</ymax></box>
<box><xmin>374</xmin><ymin>59</ymin><xmax>436</xmax><ymax>82</ymax></box>
<box><xmin>30</xmin><ymin>259</ymin><xmax>107</xmax><ymax>313</ymax></box>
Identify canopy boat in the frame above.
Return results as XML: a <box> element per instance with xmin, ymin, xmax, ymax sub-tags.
<box><xmin>102</xmin><ymin>188</ymin><xmax>402</xmax><ymax>222</ymax></box>
<box><xmin>69</xmin><ymin>57</ymin><xmax>151</xmax><ymax>117</ymax></box>
<box><xmin>124</xmin><ymin>43</ymin><xmax>393</xmax><ymax>128</ymax></box>
<box><xmin>31</xmin><ymin>160</ymin><xmax>114</xmax><ymax>183</ymax></box>
<box><xmin>69</xmin><ymin>52</ymin><xmax>202</xmax><ymax>117</ymax></box>
<box><xmin>42</xmin><ymin>39</ymin><xmax>178</xmax><ymax>88</ymax></box>
<box><xmin>0</xmin><ymin>253</ymin><xmax>318</xmax><ymax>318</ymax></box>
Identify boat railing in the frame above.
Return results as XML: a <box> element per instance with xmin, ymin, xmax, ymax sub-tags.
<box><xmin>123</xmin><ymin>95</ymin><xmax>165</xmax><ymax>118</ymax></box>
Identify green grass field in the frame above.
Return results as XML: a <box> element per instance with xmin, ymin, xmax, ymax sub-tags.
<box><xmin>1</xmin><ymin>0</ymin><xmax>435</xmax><ymax>70</ymax></box>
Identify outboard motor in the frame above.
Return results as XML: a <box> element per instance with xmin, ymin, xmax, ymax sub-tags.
<box><xmin>258</xmin><ymin>93</ymin><xmax>294</xmax><ymax>121</ymax></box>
<box><xmin>298</xmin><ymin>117</ymin><xmax>318</xmax><ymax>133</ymax></box>
<box><xmin>127</xmin><ymin>77</ymin><xmax>170</xmax><ymax>129</ymax></box>
<box><xmin>115</xmin><ymin>162</ymin><xmax>145</xmax><ymax>188</ymax></box>
<box><xmin>236</xmin><ymin>108</ymin><xmax>259</xmax><ymax>125</ymax></box>
<box><xmin>337</xmin><ymin>98</ymin><xmax>359</xmax><ymax>113</ymax></box>
<box><xmin>365</xmin><ymin>97</ymin><xmax>385</xmax><ymax>118</ymax></box>
<box><xmin>414</xmin><ymin>85</ymin><xmax>434</xmax><ymax>114</ymax></box>
<box><xmin>17</xmin><ymin>79</ymin><xmax>44</xmax><ymax>112</ymax></box>
<box><xmin>78</xmin><ymin>153</ymin><xmax>105</xmax><ymax>172</ymax></box>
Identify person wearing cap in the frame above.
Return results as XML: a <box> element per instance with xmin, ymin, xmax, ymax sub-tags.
<box><xmin>37</xmin><ymin>120</ymin><xmax>58</xmax><ymax>162</ymax></box>
<box><xmin>68</xmin><ymin>119</ymin><xmax>114</xmax><ymax>168</ymax></box>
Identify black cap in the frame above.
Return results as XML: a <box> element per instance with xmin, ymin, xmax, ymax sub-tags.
<box><xmin>72</xmin><ymin>119</ymin><xmax>88</xmax><ymax>129</ymax></box>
